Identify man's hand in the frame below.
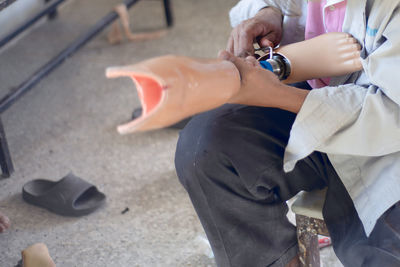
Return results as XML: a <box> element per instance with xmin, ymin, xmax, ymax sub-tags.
<box><xmin>219</xmin><ymin>51</ymin><xmax>309</xmax><ymax>114</ymax></box>
<box><xmin>227</xmin><ymin>7</ymin><xmax>283</xmax><ymax>58</ymax></box>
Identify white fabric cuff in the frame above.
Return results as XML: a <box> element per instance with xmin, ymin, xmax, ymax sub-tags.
<box><xmin>229</xmin><ymin>0</ymin><xmax>269</xmax><ymax>27</ymax></box>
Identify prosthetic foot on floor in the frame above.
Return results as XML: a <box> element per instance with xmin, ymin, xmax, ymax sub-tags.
<box><xmin>106</xmin><ymin>56</ymin><xmax>241</xmax><ymax>134</ymax></box>
<box><xmin>21</xmin><ymin>243</ymin><xmax>56</xmax><ymax>267</ymax></box>
<box><xmin>107</xmin><ymin>3</ymin><xmax>167</xmax><ymax>45</ymax></box>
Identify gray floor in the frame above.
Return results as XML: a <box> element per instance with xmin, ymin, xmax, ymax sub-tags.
<box><xmin>0</xmin><ymin>0</ymin><xmax>342</xmax><ymax>266</ymax></box>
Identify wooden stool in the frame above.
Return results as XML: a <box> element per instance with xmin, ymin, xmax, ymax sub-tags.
<box><xmin>291</xmin><ymin>188</ymin><xmax>329</xmax><ymax>267</ymax></box>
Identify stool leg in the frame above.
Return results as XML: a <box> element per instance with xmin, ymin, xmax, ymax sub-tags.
<box><xmin>45</xmin><ymin>0</ymin><xmax>59</xmax><ymax>20</ymax></box>
<box><xmin>0</xmin><ymin>116</ymin><xmax>14</xmax><ymax>178</ymax></box>
<box><xmin>296</xmin><ymin>214</ymin><xmax>320</xmax><ymax>267</ymax></box>
<box><xmin>162</xmin><ymin>0</ymin><xmax>173</xmax><ymax>27</ymax></box>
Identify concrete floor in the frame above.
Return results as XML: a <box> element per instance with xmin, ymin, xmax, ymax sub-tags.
<box><xmin>0</xmin><ymin>0</ymin><xmax>342</xmax><ymax>266</ymax></box>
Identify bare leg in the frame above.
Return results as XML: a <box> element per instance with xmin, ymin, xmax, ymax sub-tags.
<box><xmin>259</xmin><ymin>32</ymin><xmax>362</xmax><ymax>84</ymax></box>
<box><xmin>0</xmin><ymin>211</ymin><xmax>10</xmax><ymax>233</ymax></box>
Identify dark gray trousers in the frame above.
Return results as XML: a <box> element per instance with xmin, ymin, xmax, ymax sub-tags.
<box><xmin>174</xmin><ymin>103</ymin><xmax>400</xmax><ymax>267</ymax></box>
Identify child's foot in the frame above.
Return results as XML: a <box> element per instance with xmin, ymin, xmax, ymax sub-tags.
<box><xmin>0</xmin><ymin>211</ymin><xmax>10</xmax><ymax>233</ymax></box>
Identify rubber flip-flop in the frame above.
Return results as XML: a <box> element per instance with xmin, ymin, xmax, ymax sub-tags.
<box><xmin>22</xmin><ymin>173</ymin><xmax>106</xmax><ymax>217</ymax></box>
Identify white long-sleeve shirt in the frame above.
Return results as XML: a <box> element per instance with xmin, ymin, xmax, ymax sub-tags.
<box><xmin>229</xmin><ymin>0</ymin><xmax>400</xmax><ymax>236</ymax></box>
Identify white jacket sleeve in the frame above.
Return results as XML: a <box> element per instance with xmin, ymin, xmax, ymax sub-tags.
<box><xmin>229</xmin><ymin>0</ymin><xmax>269</xmax><ymax>27</ymax></box>
<box><xmin>284</xmin><ymin>6</ymin><xmax>400</xmax><ymax>172</ymax></box>
<box><xmin>229</xmin><ymin>0</ymin><xmax>307</xmax><ymax>45</ymax></box>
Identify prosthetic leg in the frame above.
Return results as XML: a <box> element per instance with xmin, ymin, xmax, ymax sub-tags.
<box><xmin>258</xmin><ymin>32</ymin><xmax>362</xmax><ymax>84</ymax></box>
<box><xmin>106</xmin><ymin>32</ymin><xmax>362</xmax><ymax>134</ymax></box>
<box><xmin>106</xmin><ymin>56</ymin><xmax>240</xmax><ymax>134</ymax></box>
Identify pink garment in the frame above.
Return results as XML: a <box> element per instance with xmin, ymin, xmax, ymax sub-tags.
<box><xmin>305</xmin><ymin>0</ymin><xmax>347</xmax><ymax>88</ymax></box>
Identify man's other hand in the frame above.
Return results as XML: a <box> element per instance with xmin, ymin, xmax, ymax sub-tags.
<box><xmin>227</xmin><ymin>7</ymin><xmax>283</xmax><ymax>58</ymax></box>
<box><xmin>219</xmin><ymin>50</ymin><xmax>308</xmax><ymax>114</ymax></box>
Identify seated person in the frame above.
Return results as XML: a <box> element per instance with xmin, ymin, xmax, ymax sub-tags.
<box><xmin>175</xmin><ymin>1</ymin><xmax>400</xmax><ymax>267</ymax></box>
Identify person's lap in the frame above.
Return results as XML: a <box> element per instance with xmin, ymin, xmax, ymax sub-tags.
<box><xmin>175</xmin><ymin>103</ymin><xmax>329</xmax><ymax>266</ymax></box>
<box><xmin>175</xmin><ymin>102</ymin><xmax>400</xmax><ymax>267</ymax></box>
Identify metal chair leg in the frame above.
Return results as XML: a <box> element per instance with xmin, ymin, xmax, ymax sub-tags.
<box><xmin>0</xmin><ymin>116</ymin><xmax>14</xmax><ymax>178</ymax></box>
<box><xmin>45</xmin><ymin>0</ymin><xmax>59</xmax><ymax>20</ymax></box>
<box><xmin>163</xmin><ymin>0</ymin><xmax>173</xmax><ymax>27</ymax></box>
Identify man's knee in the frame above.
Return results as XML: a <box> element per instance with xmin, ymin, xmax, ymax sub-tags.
<box><xmin>174</xmin><ymin>119</ymin><xmax>199</xmax><ymax>189</ymax></box>
<box><xmin>175</xmin><ymin>107</ymin><xmax>237</xmax><ymax>189</ymax></box>
<box><xmin>174</xmin><ymin>104</ymin><xmax>299</xmax><ymax>197</ymax></box>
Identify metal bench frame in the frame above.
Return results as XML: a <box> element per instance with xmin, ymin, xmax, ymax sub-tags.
<box><xmin>0</xmin><ymin>0</ymin><xmax>173</xmax><ymax>177</ymax></box>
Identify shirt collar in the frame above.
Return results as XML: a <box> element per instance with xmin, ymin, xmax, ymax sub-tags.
<box><xmin>326</xmin><ymin>0</ymin><xmax>345</xmax><ymax>6</ymax></box>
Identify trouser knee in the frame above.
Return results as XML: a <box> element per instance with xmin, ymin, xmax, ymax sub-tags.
<box><xmin>174</xmin><ymin>111</ymin><xmax>228</xmax><ymax>190</ymax></box>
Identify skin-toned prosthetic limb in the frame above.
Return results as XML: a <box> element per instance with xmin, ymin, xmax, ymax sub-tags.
<box><xmin>258</xmin><ymin>32</ymin><xmax>362</xmax><ymax>84</ymax></box>
<box><xmin>106</xmin><ymin>56</ymin><xmax>241</xmax><ymax>134</ymax></box>
<box><xmin>21</xmin><ymin>243</ymin><xmax>56</xmax><ymax>267</ymax></box>
<box><xmin>106</xmin><ymin>32</ymin><xmax>362</xmax><ymax>134</ymax></box>
<box><xmin>107</xmin><ymin>4</ymin><xmax>167</xmax><ymax>45</ymax></box>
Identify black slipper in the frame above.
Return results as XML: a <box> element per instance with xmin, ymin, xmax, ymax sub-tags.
<box><xmin>22</xmin><ymin>173</ymin><xmax>106</xmax><ymax>217</ymax></box>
